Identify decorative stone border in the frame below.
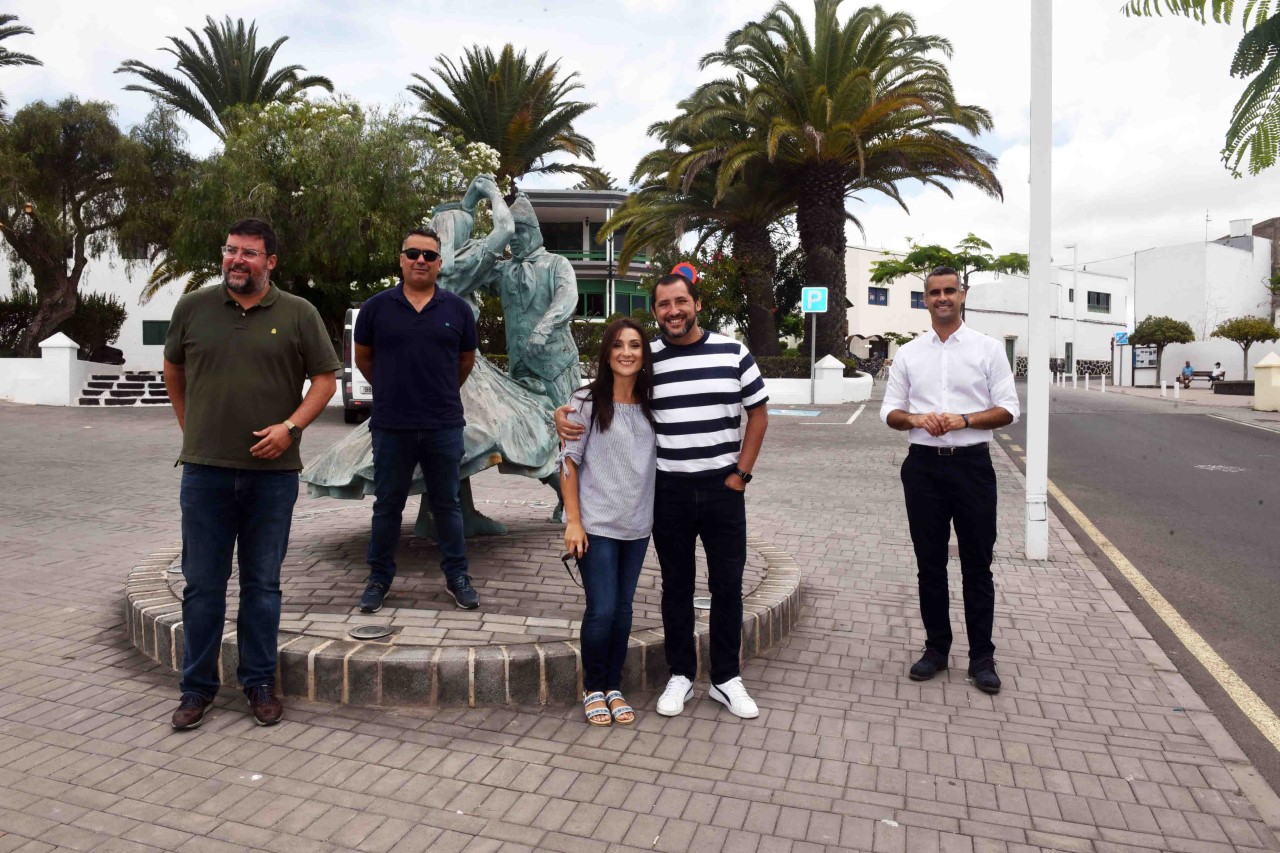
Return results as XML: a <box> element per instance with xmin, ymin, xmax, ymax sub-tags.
<box><xmin>125</xmin><ymin>535</ymin><xmax>801</xmax><ymax>707</ymax></box>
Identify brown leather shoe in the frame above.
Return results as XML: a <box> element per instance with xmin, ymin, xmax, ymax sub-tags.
<box><xmin>171</xmin><ymin>692</ymin><xmax>213</xmax><ymax>730</ymax></box>
<box><xmin>245</xmin><ymin>684</ymin><xmax>283</xmax><ymax>726</ymax></box>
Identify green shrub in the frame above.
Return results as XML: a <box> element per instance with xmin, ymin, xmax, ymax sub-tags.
<box><xmin>755</xmin><ymin>354</ymin><xmax>861</xmax><ymax>378</ymax></box>
<box><xmin>0</xmin><ymin>288</ymin><xmax>126</xmax><ymax>357</ymax></box>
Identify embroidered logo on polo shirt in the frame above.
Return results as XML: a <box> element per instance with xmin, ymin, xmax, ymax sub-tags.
<box><xmin>271</xmin><ymin>328</ymin><xmax>277</xmax><ymax>334</ymax></box>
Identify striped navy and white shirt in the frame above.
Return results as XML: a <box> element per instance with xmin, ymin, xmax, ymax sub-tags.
<box><xmin>650</xmin><ymin>330</ymin><xmax>769</xmax><ymax>476</ymax></box>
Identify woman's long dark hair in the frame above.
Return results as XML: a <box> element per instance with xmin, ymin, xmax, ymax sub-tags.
<box><xmin>583</xmin><ymin>318</ymin><xmax>655</xmax><ymax>433</ymax></box>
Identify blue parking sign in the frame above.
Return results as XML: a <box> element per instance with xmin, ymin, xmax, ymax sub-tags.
<box><xmin>801</xmin><ymin>286</ymin><xmax>828</xmax><ymax>313</ymax></box>
<box><xmin>1114</xmin><ymin>331</ymin><xmax>1129</xmax><ymax>346</ymax></box>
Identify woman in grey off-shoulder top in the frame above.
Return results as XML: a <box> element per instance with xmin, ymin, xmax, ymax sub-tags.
<box><xmin>559</xmin><ymin>319</ymin><xmax>657</xmax><ymax>727</ymax></box>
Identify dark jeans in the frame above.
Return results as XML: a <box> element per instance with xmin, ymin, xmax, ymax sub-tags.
<box><xmin>579</xmin><ymin>534</ymin><xmax>649</xmax><ymax>693</ymax></box>
<box><xmin>368</xmin><ymin>427</ymin><xmax>466</xmax><ymax>586</ymax></box>
<box><xmin>900</xmin><ymin>445</ymin><xmax>998</xmax><ymax>661</ymax></box>
<box><xmin>653</xmin><ymin>473</ymin><xmax>747</xmax><ymax>685</ymax></box>
<box><xmin>179</xmin><ymin>463</ymin><xmax>298</xmax><ymax>699</ymax></box>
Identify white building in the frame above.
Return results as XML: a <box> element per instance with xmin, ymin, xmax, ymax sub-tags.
<box><xmin>844</xmin><ymin>245</ymin><xmax>1131</xmax><ymax>375</ymax></box>
<box><xmin>1120</xmin><ymin>220</ymin><xmax>1273</xmax><ymax>382</ymax></box>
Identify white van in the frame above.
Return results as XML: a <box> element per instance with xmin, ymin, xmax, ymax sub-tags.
<box><xmin>341</xmin><ymin>307</ymin><xmax>372</xmax><ymax>423</ymax></box>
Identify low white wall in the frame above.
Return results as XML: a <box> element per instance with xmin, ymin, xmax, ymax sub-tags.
<box><xmin>767</xmin><ymin>374</ymin><xmax>873</xmax><ymax>405</ymax></box>
<box><xmin>0</xmin><ymin>335</ymin><xmax>120</xmax><ymax>406</ymax></box>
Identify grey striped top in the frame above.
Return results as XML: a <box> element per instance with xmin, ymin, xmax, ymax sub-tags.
<box><xmin>560</xmin><ymin>391</ymin><xmax>656</xmax><ymax>540</ymax></box>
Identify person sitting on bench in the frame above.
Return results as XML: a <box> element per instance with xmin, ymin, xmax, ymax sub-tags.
<box><xmin>1212</xmin><ymin>362</ymin><xmax>1226</xmax><ymax>381</ymax></box>
<box><xmin>1177</xmin><ymin>360</ymin><xmax>1194</xmax><ymax>389</ymax></box>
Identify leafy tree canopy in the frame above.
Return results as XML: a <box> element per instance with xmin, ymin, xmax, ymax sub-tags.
<box><xmin>156</xmin><ymin>98</ymin><xmax>501</xmax><ymax>335</ymax></box>
<box><xmin>0</xmin><ymin>97</ymin><xmax>189</xmax><ymax>354</ymax></box>
<box><xmin>116</xmin><ymin>15</ymin><xmax>334</xmax><ymax>140</ymax></box>
<box><xmin>1211</xmin><ymin>313</ymin><xmax>1280</xmax><ymax>374</ymax></box>
<box><xmin>869</xmin><ymin>234</ymin><xmax>1029</xmax><ymax>289</ymax></box>
<box><xmin>1123</xmin><ymin>0</ymin><xmax>1280</xmax><ymax>176</ymax></box>
<box><xmin>1130</xmin><ymin>314</ymin><xmax>1197</xmax><ymax>346</ymax></box>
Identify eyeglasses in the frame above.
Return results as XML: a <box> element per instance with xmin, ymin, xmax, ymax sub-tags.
<box><xmin>222</xmin><ymin>245</ymin><xmax>265</xmax><ymax>260</ymax></box>
<box><xmin>559</xmin><ymin>553</ymin><xmax>583</xmax><ymax>588</ymax></box>
<box><xmin>401</xmin><ymin>248</ymin><xmax>441</xmax><ymax>262</ymax></box>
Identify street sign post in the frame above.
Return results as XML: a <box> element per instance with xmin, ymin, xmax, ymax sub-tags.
<box><xmin>801</xmin><ymin>287</ymin><xmax>828</xmax><ymax>404</ymax></box>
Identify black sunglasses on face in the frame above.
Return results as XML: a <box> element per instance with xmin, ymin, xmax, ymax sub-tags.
<box><xmin>401</xmin><ymin>248</ymin><xmax>440</xmax><ymax>262</ymax></box>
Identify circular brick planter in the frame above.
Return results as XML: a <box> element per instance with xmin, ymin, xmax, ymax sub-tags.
<box><xmin>124</xmin><ymin>502</ymin><xmax>801</xmax><ymax>707</ymax></box>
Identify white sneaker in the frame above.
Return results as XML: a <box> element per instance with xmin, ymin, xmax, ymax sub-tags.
<box><xmin>656</xmin><ymin>675</ymin><xmax>693</xmax><ymax>716</ymax></box>
<box><xmin>710</xmin><ymin>677</ymin><xmax>759</xmax><ymax>719</ymax></box>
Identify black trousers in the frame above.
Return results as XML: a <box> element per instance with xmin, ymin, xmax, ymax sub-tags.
<box><xmin>900</xmin><ymin>444</ymin><xmax>998</xmax><ymax>661</ymax></box>
<box><xmin>653</xmin><ymin>472</ymin><xmax>747</xmax><ymax>685</ymax></box>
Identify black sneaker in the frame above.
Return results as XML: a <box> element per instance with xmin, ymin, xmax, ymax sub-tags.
<box><xmin>359</xmin><ymin>581</ymin><xmax>389</xmax><ymax>614</ymax></box>
<box><xmin>446</xmin><ymin>575</ymin><xmax>479</xmax><ymax>610</ymax></box>
<box><xmin>967</xmin><ymin>658</ymin><xmax>1002</xmax><ymax>694</ymax></box>
<box><xmin>909</xmin><ymin>648</ymin><xmax>948</xmax><ymax>681</ymax></box>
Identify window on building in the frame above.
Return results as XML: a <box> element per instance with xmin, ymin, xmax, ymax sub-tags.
<box><xmin>911</xmin><ymin>291</ymin><xmax>925</xmax><ymax>309</ymax></box>
<box><xmin>540</xmin><ymin>221</ymin><xmax>585</xmax><ymax>256</ymax></box>
<box><xmin>1087</xmin><ymin>291</ymin><xmax>1111</xmax><ymax>313</ymax></box>
<box><xmin>613</xmin><ymin>281</ymin><xmax>649</xmax><ymax>316</ymax></box>
<box><xmin>868</xmin><ymin>287</ymin><xmax>889</xmax><ymax>306</ymax></box>
<box><xmin>575</xmin><ymin>279</ymin><xmax>607</xmax><ymax>318</ymax></box>
<box><xmin>142</xmin><ymin>320</ymin><xmax>169</xmax><ymax>345</ymax></box>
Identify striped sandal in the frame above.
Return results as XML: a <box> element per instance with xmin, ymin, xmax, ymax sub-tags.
<box><xmin>605</xmin><ymin>690</ymin><xmax>634</xmax><ymax>725</ymax></box>
<box><xmin>583</xmin><ymin>691</ymin><xmax>612</xmax><ymax>727</ymax></box>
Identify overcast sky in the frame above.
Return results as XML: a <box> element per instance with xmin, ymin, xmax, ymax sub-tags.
<box><xmin>6</xmin><ymin>0</ymin><xmax>1276</xmax><ymax>268</ymax></box>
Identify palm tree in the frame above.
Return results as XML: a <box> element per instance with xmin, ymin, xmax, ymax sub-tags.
<box><xmin>0</xmin><ymin>14</ymin><xmax>42</xmax><ymax>118</ymax></box>
<box><xmin>572</xmin><ymin>171</ymin><xmax>622</xmax><ymax>191</ymax></box>
<box><xmin>689</xmin><ymin>0</ymin><xmax>1002</xmax><ymax>357</ymax></box>
<box><xmin>1124</xmin><ymin>1</ymin><xmax>1280</xmax><ymax>176</ymax></box>
<box><xmin>115</xmin><ymin>16</ymin><xmax>333</xmax><ymax>140</ymax></box>
<box><xmin>408</xmin><ymin>44</ymin><xmax>604</xmax><ymax>188</ymax></box>
<box><xmin>602</xmin><ymin>83</ymin><xmax>796</xmax><ymax>354</ymax></box>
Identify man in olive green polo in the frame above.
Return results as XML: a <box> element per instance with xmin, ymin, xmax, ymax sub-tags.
<box><xmin>162</xmin><ymin>218</ymin><xmax>339</xmax><ymax>730</ymax></box>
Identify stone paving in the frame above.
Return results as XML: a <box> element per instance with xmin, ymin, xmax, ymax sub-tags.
<box><xmin>1</xmin><ymin>396</ymin><xmax>1279</xmax><ymax>851</ymax></box>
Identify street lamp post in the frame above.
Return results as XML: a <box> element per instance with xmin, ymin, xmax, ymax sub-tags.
<box><xmin>1065</xmin><ymin>243</ymin><xmax>1079</xmax><ymax>372</ymax></box>
<box><xmin>1025</xmin><ymin>0</ymin><xmax>1052</xmax><ymax>561</ymax></box>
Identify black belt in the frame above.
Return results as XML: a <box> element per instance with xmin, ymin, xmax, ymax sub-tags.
<box><xmin>909</xmin><ymin>443</ymin><xmax>989</xmax><ymax>457</ymax></box>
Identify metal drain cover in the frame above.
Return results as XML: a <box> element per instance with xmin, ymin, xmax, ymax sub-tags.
<box><xmin>349</xmin><ymin>624</ymin><xmax>393</xmax><ymax>640</ymax></box>
<box><xmin>693</xmin><ymin>596</ymin><xmax>712</xmax><ymax>611</ymax></box>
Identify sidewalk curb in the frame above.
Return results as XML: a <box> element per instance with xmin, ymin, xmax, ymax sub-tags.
<box><xmin>992</xmin><ymin>439</ymin><xmax>1280</xmax><ymax>844</ymax></box>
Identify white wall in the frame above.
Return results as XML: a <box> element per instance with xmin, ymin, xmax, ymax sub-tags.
<box><xmin>3</xmin><ymin>254</ymin><xmax>179</xmax><ymax>371</ymax></box>
<box><xmin>844</xmin><ymin>247</ymin><xmax>931</xmax><ymax>356</ymax></box>
<box><xmin>1131</xmin><ymin>237</ymin><xmax>1274</xmax><ymax>381</ymax></box>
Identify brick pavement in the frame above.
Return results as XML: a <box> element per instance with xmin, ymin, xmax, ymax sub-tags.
<box><xmin>1</xmin><ymin>398</ymin><xmax>1279</xmax><ymax>851</ymax></box>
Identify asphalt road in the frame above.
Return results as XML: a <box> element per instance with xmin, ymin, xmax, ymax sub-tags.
<box><xmin>995</xmin><ymin>387</ymin><xmax>1280</xmax><ymax>795</ymax></box>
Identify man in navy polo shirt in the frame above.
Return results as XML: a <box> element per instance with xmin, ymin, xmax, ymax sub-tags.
<box><xmin>354</xmin><ymin>227</ymin><xmax>480</xmax><ymax>612</ymax></box>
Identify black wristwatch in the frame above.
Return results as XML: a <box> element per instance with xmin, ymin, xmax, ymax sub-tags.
<box><xmin>961</xmin><ymin>414</ymin><xmax>970</xmax><ymax>429</ymax></box>
<box><xmin>733</xmin><ymin>467</ymin><xmax>753</xmax><ymax>484</ymax></box>
<box><xmin>284</xmin><ymin>420</ymin><xmax>301</xmax><ymax>441</ymax></box>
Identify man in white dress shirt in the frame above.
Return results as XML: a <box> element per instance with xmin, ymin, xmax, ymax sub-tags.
<box><xmin>880</xmin><ymin>266</ymin><xmax>1020</xmax><ymax>694</ymax></box>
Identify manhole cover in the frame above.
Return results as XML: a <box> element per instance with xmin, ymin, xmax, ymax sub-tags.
<box><xmin>349</xmin><ymin>625</ymin><xmax>393</xmax><ymax>640</ymax></box>
<box><xmin>693</xmin><ymin>596</ymin><xmax>711</xmax><ymax>611</ymax></box>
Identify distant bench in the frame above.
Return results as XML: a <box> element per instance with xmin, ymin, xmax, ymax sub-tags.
<box><xmin>1178</xmin><ymin>370</ymin><xmax>1221</xmax><ymax>387</ymax></box>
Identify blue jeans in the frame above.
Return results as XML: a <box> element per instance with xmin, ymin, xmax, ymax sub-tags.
<box><xmin>579</xmin><ymin>534</ymin><xmax>649</xmax><ymax>693</ymax></box>
<box><xmin>369</xmin><ymin>427</ymin><xmax>467</xmax><ymax>586</ymax></box>
<box><xmin>179</xmin><ymin>464</ymin><xmax>298</xmax><ymax>699</ymax></box>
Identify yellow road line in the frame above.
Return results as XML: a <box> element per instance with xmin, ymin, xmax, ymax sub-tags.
<box><xmin>1047</xmin><ymin>479</ymin><xmax>1280</xmax><ymax>752</ymax></box>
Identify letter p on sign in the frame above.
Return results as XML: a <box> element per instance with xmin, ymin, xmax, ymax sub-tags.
<box><xmin>801</xmin><ymin>286</ymin><xmax>828</xmax><ymax>313</ymax></box>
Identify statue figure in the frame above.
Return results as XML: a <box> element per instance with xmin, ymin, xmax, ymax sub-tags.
<box><xmin>482</xmin><ymin>192</ymin><xmax>582</xmax><ymax>410</ymax></box>
<box><xmin>302</xmin><ymin>175</ymin><xmax>579</xmax><ymax>535</ymax></box>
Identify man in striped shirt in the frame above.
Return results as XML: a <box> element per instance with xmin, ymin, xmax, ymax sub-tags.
<box><xmin>557</xmin><ymin>271</ymin><xmax>769</xmax><ymax>719</ymax></box>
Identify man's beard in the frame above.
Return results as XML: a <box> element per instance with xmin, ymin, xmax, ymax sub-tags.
<box><xmin>661</xmin><ymin>313</ymin><xmax>693</xmax><ymax>339</ymax></box>
<box><xmin>224</xmin><ymin>267</ymin><xmax>266</xmax><ymax>295</ymax></box>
